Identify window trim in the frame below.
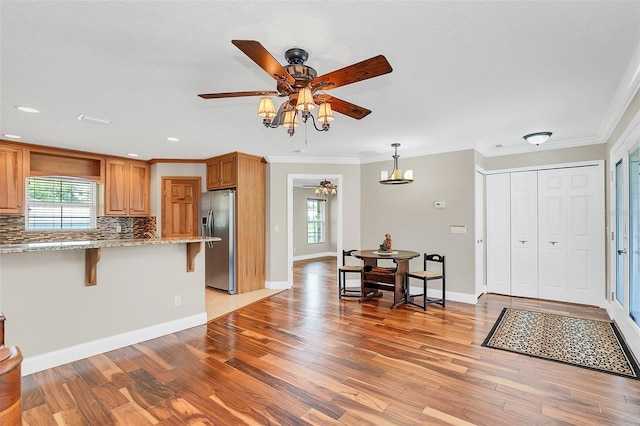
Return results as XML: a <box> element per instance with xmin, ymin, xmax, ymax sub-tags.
<box><xmin>306</xmin><ymin>198</ymin><xmax>326</xmax><ymax>245</ymax></box>
<box><xmin>25</xmin><ymin>176</ymin><xmax>98</xmax><ymax>231</ymax></box>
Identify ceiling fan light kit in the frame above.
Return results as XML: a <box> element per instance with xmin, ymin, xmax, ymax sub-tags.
<box><xmin>199</xmin><ymin>40</ymin><xmax>392</xmax><ymax>137</ymax></box>
<box><xmin>523</xmin><ymin>131</ymin><xmax>552</xmax><ymax>145</ymax></box>
<box><xmin>380</xmin><ymin>143</ymin><xmax>414</xmax><ymax>185</ymax></box>
<box><xmin>314</xmin><ymin>179</ymin><xmax>337</xmax><ymax>196</ymax></box>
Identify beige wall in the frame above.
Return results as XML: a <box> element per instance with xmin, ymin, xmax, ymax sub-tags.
<box><xmin>0</xmin><ymin>243</ymin><xmax>205</xmax><ymax>367</ymax></box>
<box><xmin>607</xmin><ymin>90</ymin><xmax>640</xmax><ymax>152</ymax></box>
<box><xmin>605</xmin><ymin>89</ymin><xmax>640</xmax><ymax>298</ymax></box>
<box><xmin>484</xmin><ymin>144</ymin><xmax>605</xmax><ymax>171</ymax></box>
<box><xmin>150</xmin><ymin>162</ymin><xmax>207</xmax><ymax>236</ymax></box>
<box><xmin>361</xmin><ymin>149</ymin><xmax>478</xmax><ymax>298</ymax></box>
<box><xmin>266</xmin><ymin>162</ymin><xmax>361</xmax><ymax>284</ymax></box>
<box><xmin>293</xmin><ymin>187</ymin><xmax>337</xmax><ymax>257</ymax></box>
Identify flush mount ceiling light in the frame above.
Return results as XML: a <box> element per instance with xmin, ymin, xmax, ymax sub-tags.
<box><xmin>3</xmin><ymin>134</ymin><xmax>22</xmax><ymax>139</ymax></box>
<box><xmin>15</xmin><ymin>106</ymin><xmax>40</xmax><ymax>113</ymax></box>
<box><xmin>166</xmin><ymin>137</ymin><xmax>180</xmax><ymax>142</ymax></box>
<box><xmin>314</xmin><ymin>179</ymin><xmax>337</xmax><ymax>196</ymax></box>
<box><xmin>127</xmin><ymin>153</ymin><xmax>139</xmax><ymax>157</ymax></box>
<box><xmin>198</xmin><ymin>40</ymin><xmax>393</xmax><ymax>137</ymax></box>
<box><xmin>523</xmin><ymin>131</ymin><xmax>552</xmax><ymax>145</ymax></box>
<box><xmin>77</xmin><ymin>114</ymin><xmax>112</xmax><ymax>125</ymax></box>
<box><xmin>379</xmin><ymin>143</ymin><xmax>414</xmax><ymax>185</ymax></box>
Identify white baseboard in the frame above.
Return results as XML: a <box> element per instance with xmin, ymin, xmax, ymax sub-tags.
<box><xmin>22</xmin><ymin>313</ymin><xmax>207</xmax><ymax>376</ymax></box>
<box><xmin>293</xmin><ymin>252</ymin><xmax>337</xmax><ymax>261</ymax></box>
<box><xmin>265</xmin><ymin>280</ymin><xmax>292</xmax><ymax>290</ymax></box>
<box><xmin>406</xmin><ymin>286</ymin><xmax>478</xmax><ymax>305</ymax></box>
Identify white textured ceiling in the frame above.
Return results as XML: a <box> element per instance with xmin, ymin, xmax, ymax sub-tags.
<box><xmin>1</xmin><ymin>1</ymin><xmax>639</xmax><ymax>163</ymax></box>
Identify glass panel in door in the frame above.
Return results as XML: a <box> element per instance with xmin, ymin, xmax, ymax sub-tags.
<box><xmin>616</xmin><ymin>160</ymin><xmax>624</xmax><ymax>305</ymax></box>
<box><xmin>629</xmin><ymin>149</ymin><xmax>640</xmax><ymax>326</ymax></box>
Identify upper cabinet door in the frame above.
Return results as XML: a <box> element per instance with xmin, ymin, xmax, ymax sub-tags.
<box><xmin>105</xmin><ymin>159</ymin><xmax>150</xmax><ymax>216</ymax></box>
<box><xmin>128</xmin><ymin>161</ymin><xmax>150</xmax><ymax>216</ymax></box>
<box><xmin>0</xmin><ymin>146</ymin><xmax>25</xmax><ymax>214</ymax></box>
<box><xmin>207</xmin><ymin>155</ymin><xmax>237</xmax><ymax>190</ymax></box>
<box><xmin>105</xmin><ymin>159</ymin><xmax>129</xmax><ymax>215</ymax></box>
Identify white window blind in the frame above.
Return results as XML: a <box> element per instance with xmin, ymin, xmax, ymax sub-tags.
<box><xmin>25</xmin><ymin>177</ymin><xmax>97</xmax><ymax>230</ymax></box>
<box><xmin>306</xmin><ymin>198</ymin><xmax>326</xmax><ymax>244</ymax></box>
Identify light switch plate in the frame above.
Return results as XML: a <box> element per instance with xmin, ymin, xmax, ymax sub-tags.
<box><xmin>434</xmin><ymin>201</ymin><xmax>445</xmax><ymax>208</ymax></box>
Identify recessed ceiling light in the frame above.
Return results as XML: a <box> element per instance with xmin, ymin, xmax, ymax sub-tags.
<box><xmin>15</xmin><ymin>106</ymin><xmax>40</xmax><ymax>113</ymax></box>
<box><xmin>127</xmin><ymin>153</ymin><xmax>139</xmax><ymax>157</ymax></box>
<box><xmin>166</xmin><ymin>137</ymin><xmax>180</xmax><ymax>142</ymax></box>
<box><xmin>3</xmin><ymin>134</ymin><xmax>22</xmax><ymax>139</ymax></box>
<box><xmin>77</xmin><ymin>114</ymin><xmax>112</xmax><ymax>125</ymax></box>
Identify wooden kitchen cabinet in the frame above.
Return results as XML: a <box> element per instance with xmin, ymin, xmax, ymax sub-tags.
<box><xmin>205</xmin><ymin>152</ymin><xmax>266</xmax><ymax>293</ymax></box>
<box><xmin>105</xmin><ymin>158</ymin><xmax>150</xmax><ymax>216</ymax></box>
<box><xmin>206</xmin><ymin>155</ymin><xmax>237</xmax><ymax>189</ymax></box>
<box><xmin>0</xmin><ymin>145</ymin><xmax>25</xmax><ymax>215</ymax></box>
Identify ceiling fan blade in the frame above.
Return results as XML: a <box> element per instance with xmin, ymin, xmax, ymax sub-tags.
<box><xmin>311</xmin><ymin>55</ymin><xmax>392</xmax><ymax>91</ymax></box>
<box><xmin>232</xmin><ymin>40</ymin><xmax>295</xmax><ymax>85</ymax></box>
<box><xmin>317</xmin><ymin>95</ymin><xmax>371</xmax><ymax>120</ymax></box>
<box><xmin>198</xmin><ymin>90</ymin><xmax>279</xmax><ymax>99</ymax></box>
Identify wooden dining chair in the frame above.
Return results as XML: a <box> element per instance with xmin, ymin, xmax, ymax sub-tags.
<box><xmin>339</xmin><ymin>249</ymin><xmax>363</xmax><ymax>298</ymax></box>
<box><xmin>405</xmin><ymin>253</ymin><xmax>445</xmax><ymax>310</ymax></box>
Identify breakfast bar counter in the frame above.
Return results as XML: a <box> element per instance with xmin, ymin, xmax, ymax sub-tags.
<box><xmin>0</xmin><ymin>237</ymin><xmax>220</xmax><ymax>285</ymax></box>
<box><xmin>0</xmin><ymin>236</ymin><xmax>220</xmax><ymax>254</ymax></box>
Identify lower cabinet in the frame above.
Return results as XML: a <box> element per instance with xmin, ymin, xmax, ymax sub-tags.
<box><xmin>486</xmin><ymin>164</ymin><xmax>604</xmax><ymax>306</ymax></box>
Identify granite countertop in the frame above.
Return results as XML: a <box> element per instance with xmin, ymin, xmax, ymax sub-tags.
<box><xmin>0</xmin><ymin>237</ymin><xmax>221</xmax><ymax>254</ymax></box>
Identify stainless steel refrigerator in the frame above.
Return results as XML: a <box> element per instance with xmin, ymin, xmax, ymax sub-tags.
<box><xmin>200</xmin><ymin>189</ymin><xmax>236</xmax><ymax>294</ymax></box>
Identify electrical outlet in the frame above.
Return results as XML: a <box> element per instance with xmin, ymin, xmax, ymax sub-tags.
<box><xmin>174</xmin><ymin>295</ymin><xmax>182</xmax><ymax>306</ymax></box>
<box><xmin>116</xmin><ymin>225</ymin><xmax>122</xmax><ymax>233</ymax></box>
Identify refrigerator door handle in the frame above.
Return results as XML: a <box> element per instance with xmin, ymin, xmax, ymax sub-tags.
<box><xmin>207</xmin><ymin>209</ymin><xmax>214</xmax><ymax>248</ymax></box>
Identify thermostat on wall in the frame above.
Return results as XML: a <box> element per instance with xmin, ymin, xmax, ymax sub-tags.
<box><xmin>450</xmin><ymin>225</ymin><xmax>466</xmax><ymax>234</ymax></box>
<box><xmin>434</xmin><ymin>201</ymin><xmax>445</xmax><ymax>208</ymax></box>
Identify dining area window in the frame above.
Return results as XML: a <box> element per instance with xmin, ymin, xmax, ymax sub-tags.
<box><xmin>306</xmin><ymin>198</ymin><xmax>325</xmax><ymax>244</ymax></box>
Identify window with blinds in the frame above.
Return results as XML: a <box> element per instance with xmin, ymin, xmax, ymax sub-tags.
<box><xmin>306</xmin><ymin>198</ymin><xmax>326</xmax><ymax>244</ymax></box>
<box><xmin>25</xmin><ymin>177</ymin><xmax>97</xmax><ymax>230</ymax></box>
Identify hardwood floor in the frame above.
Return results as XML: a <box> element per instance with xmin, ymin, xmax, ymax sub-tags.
<box><xmin>21</xmin><ymin>257</ymin><xmax>640</xmax><ymax>425</ymax></box>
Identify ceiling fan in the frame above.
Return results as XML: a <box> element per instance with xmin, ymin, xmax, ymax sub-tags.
<box><xmin>198</xmin><ymin>40</ymin><xmax>393</xmax><ymax>136</ymax></box>
<box><xmin>302</xmin><ymin>179</ymin><xmax>338</xmax><ymax>196</ymax></box>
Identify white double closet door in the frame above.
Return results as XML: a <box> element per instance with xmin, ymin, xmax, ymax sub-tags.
<box><xmin>486</xmin><ymin>164</ymin><xmax>604</xmax><ymax>306</ymax></box>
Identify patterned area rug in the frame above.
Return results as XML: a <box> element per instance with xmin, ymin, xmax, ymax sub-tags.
<box><xmin>482</xmin><ymin>308</ymin><xmax>640</xmax><ymax>380</ymax></box>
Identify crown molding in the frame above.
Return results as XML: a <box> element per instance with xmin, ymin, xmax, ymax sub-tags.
<box><xmin>266</xmin><ymin>156</ymin><xmax>360</xmax><ymax>165</ymax></box>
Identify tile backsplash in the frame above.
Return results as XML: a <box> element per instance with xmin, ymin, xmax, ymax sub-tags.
<box><xmin>0</xmin><ymin>215</ymin><xmax>157</xmax><ymax>245</ymax></box>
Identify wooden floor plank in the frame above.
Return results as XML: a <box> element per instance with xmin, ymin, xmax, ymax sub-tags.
<box><xmin>20</xmin><ymin>257</ymin><xmax>640</xmax><ymax>424</ymax></box>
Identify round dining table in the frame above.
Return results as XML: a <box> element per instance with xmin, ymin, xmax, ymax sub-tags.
<box><xmin>352</xmin><ymin>249</ymin><xmax>420</xmax><ymax>308</ymax></box>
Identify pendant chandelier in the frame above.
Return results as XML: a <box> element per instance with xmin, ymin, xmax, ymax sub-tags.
<box><xmin>379</xmin><ymin>143</ymin><xmax>414</xmax><ymax>185</ymax></box>
<box><xmin>314</xmin><ymin>179</ymin><xmax>337</xmax><ymax>196</ymax></box>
